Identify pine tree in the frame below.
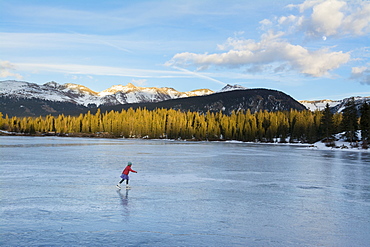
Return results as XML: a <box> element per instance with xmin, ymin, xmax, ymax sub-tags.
<box><xmin>320</xmin><ymin>103</ymin><xmax>334</xmax><ymax>142</ymax></box>
<box><xmin>2</xmin><ymin>114</ymin><xmax>10</xmax><ymax>130</ymax></box>
<box><xmin>269</xmin><ymin>112</ymin><xmax>280</xmax><ymax>142</ymax></box>
<box><xmin>255</xmin><ymin>110</ymin><xmax>266</xmax><ymax>141</ymax></box>
<box><xmin>277</xmin><ymin>111</ymin><xmax>289</xmax><ymax>143</ymax></box>
<box><xmin>45</xmin><ymin>115</ymin><xmax>55</xmax><ymax>132</ymax></box>
<box><xmin>308</xmin><ymin>110</ymin><xmax>322</xmax><ymax>143</ymax></box>
<box><xmin>360</xmin><ymin>102</ymin><xmax>370</xmax><ymax>146</ymax></box>
<box><xmin>248</xmin><ymin>112</ymin><xmax>258</xmax><ymax>142</ymax></box>
<box><xmin>290</xmin><ymin>110</ymin><xmax>304</xmax><ymax>142</ymax></box>
<box><xmin>0</xmin><ymin>112</ymin><xmax>3</xmax><ymax>129</ymax></box>
<box><xmin>332</xmin><ymin>113</ymin><xmax>342</xmax><ymax>136</ymax></box>
<box><xmin>27</xmin><ymin>117</ymin><xmax>36</xmax><ymax>134</ymax></box>
<box><xmin>341</xmin><ymin>98</ymin><xmax>358</xmax><ymax>143</ymax></box>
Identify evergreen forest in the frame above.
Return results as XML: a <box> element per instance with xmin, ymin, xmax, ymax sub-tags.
<box><xmin>1</xmin><ymin>99</ymin><xmax>369</xmax><ymax>148</ymax></box>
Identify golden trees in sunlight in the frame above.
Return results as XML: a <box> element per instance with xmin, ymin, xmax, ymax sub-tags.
<box><xmin>0</xmin><ymin>107</ymin><xmax>352</xmax><ymax>143</ymax></box>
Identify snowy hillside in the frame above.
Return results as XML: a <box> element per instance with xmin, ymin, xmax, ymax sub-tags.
<box><xmin>99</xmin><ymin>83</ymin><xmax>214</xmax><ymax>104</ymax></box>
<box><xmin>330</xmin><ymin>96</ymin><xmax>370</xmax><ymax>113</ymax></box>
<box><xmin>0</xmin><ymin>80</ymin><xmax>74</xmax><ymax>102</ymax></box>
<box><xmin>299</xmin><ymin>99</ymin><xmax>341</xmax><ymax>111</ymax></box>
<box><xmin>300</xmin><ymin>97</ymin><xmax>370</xmax><ymax>112</ymax></box>
<box><xmin>2</xmin><ymin>80</ymin><xmax>367</xmax><ymax>114</ymax></box>
<box><xmin>0</xmin><ymin>80</ymin><xmax>214</xmax><ymax>107</ymax></box>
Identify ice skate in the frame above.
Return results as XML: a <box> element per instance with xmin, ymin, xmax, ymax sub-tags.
<box><xmin>116</xmin><ymin>184</ymin><xmax>121</xmax><ymax>189</ymax></box>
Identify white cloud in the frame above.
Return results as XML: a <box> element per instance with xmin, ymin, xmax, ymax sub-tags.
<box><xmin>342</xmin><ymin>3</ymin><xmax>370</xmax><ymax>36</ymax></box>
<box><xmin>167</xmin><ymin>31</ymin><xmax>350</xmax><ymax>77</ymax></box>
<box><xmin>310</xmin><ymin>0</ymin><xmax>346</xmax><ymax>36</ymax></box>
<box><xmin>351</xmin><ymin>65</ymin><xmax>370</xmax><ymax>85</ymax></box>
<box><xmin>166</xmin><ymin>0</ymin><xmax>369</xmax><ymax>82</ymax></box>
<box><xmin>278</xmin><ymin>15</ymin><xmax>301</xmax><ymax>25</ymax></box>
<box><xmin>287</xmin><ymin>0</ymin><xmax>322</xmax><ymax>13</ymax></box>
<box><xmin>13</xmin><ymin>62</ymin><xmax>195</xmax><ymax>79</ymax></box>
<box><xmin>0</xmin><ymin>61</ymin><xmax>23</xmax><ymax>79</ymax></box>
<box><xmin>286</xmin><ymin>0</ymin><xmax>370</xmax><ymax>38</ymax></box>
<box><xmin>260</xmin><ymin>19</ymin><xmax>272</xmax><ymax>26</ymax></box>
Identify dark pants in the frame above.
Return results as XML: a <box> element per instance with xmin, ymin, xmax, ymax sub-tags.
<box><xmin>119</xmin><ymin>178</ymin><xmax>129</xmax><ymax>184</ymax></box>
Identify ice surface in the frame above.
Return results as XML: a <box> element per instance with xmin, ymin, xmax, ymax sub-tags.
<box><xmin>1</xmin><ymin>137</ymin><xmax>370</xmax><ymax>246</ymax></box>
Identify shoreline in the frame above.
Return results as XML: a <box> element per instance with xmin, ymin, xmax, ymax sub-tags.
<box><xmin>1</xmin><ymin>130</ymin><xmax>368</xmax><ymax>152</ymax></box>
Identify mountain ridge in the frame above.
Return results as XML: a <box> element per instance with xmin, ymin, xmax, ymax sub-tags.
<box><xmin>91</xmin><ymin>88</ymin><xmax>306</xmax><ymax>116</ymax></box>
<box><xmin>1</xmin><ymin>80</ymin><xmax>368</xmax><ymax>117</ymax></box>
<box><xmin>0</xmin><ymin>80</ymin><xmax>215</xmax><ymax>107</ymax></box>
<box><xmin>0</xmin><ymin>80</ymin><xmax>306</xmax><ymax>117</ymax></box>
<box><xmin>299</xmin><ymin>97</ymin><xmax>370</xmax><ymax>112</ymax></box>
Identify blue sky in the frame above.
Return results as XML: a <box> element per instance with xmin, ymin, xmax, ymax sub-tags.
<box><xmin>1</xmin><ymin>0</ymin><xmax>369</xmax><ymax>100</ymax></box>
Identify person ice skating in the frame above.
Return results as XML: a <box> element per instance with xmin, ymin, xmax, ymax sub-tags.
<box><xmin>116</xmin><ymin>162</ymin><xmax>137</xmax><ymax>189</ymax></box>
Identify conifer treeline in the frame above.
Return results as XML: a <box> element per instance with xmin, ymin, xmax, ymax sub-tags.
<box><xmin>0</xmin><ymin>105</ymin><xmax>362</xmax><ymax>144</ymax></box>
<box><xmin>2</xmin><ymin>98</ymin><xmax>370</xmax><ymax>144</ymax></box>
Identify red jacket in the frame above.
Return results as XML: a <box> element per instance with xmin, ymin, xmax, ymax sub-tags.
<box><xmin>122</xmin><ymin>165</ymin><xmax>137</xmax><ymax>175</ymax></box>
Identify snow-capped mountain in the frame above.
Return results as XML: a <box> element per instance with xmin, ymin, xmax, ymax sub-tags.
<box><xmin>0</xmin><ymin>80</ymin><xmax>214</xmax><ymax>107</ymax></box>
<box><xmin>218</xmin><ymin>84</ymin><xmax>247</xmax><ymax>92</ymax></box>
<box><xmin>2</xmin><ymin>80</ymin><xmax>368</xmax><ymax>117</ymax></box>
<box><xmin>100</xmin><ymin>88</ymin><xmax>307</xmax><ymax>115</ymax></box>
<box><xmin>299</xmin><ymin>99</ymin><xmax>342</xmax><ymax>111</ymax></box>
<box><xmin>1</xmin><ymin>80</ymin><xmax>307</xmax><ymax>117</ymax></box>
<box><xmin>330</xmin><ymin>96</ymin><xmax>370</xmax><ymax>113</ymax></box>
<box><xmin>97</xmin><ymin>83</ymin><xmax>214</xmax><ymax>105</ymax></box>
<box><xmin>299</xmin><ymin>97</ymin><xmax>370</xmax><ymax>113</ymax></box>
<box><xmin>0</xmin><ymin>80</ymin><xmax>76</xmax><ymax>102</ymax></box>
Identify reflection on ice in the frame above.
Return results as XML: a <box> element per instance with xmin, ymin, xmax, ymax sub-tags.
<box><xmin>138</xmin><ymin>173</ymin><xmax>216</xmax><ymax>184</ymax></box>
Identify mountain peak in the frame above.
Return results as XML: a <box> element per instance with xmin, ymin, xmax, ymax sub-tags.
<box><xmin>63</xmin><ymin>83</ymin><xmax>98</xmax><ymax>95</ymax></box>
<box><xmin>126</xmin><ymin>83</ymin><xmax>136</xmax><ymax>88</ymax></box>
<box><xmin>44</xmin><ymin>81</ymin><xmax>61</xmax><ymax>89</ymax></box>
<box><xmin>99</xmin><ymin>83</ymin><xmax>139</xmax><ymax>96</ymax></box>
<box><xmin>219</xmin><ymin>84</ymin><xmax>247</xmax><ymax>92</ymax></box>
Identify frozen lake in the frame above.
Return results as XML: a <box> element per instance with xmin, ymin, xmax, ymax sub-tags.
<box><xmin>1</xmin><ymin>136</ymin><xmax>370</xmax><ymax>246</ymax></box>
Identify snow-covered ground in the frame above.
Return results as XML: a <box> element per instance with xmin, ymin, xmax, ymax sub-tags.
<box><xmin>311</xmin><ymin>139</ymin><xmax>368</xmax><ymax>152</ymax></box>
<box><xmin>310</xmin><ymin>131</ymin><xmax>369</xmax><ymax>152</ymax></box>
